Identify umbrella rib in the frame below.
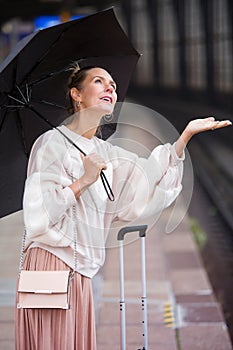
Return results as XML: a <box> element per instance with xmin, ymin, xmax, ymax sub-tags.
<box><xmin>0</xmin><ymin>108</ymin><xmax>7</xmax><ymax>132</ymax></box>
<box><xmin>16</xmin><ymin>85</ymin><xmax>28</xmax><ymax>103</ymax></box>
<box><xmin>21</xmin><ymin>34</ymin><xmax>101</xmax><ymax>88</ymax></box>
<box><xmin>26</xmin><ymin>83</ymin><xmax>31</xmax><ymax>102</ymax></box>
<box><xmin>16</xmin><ymin>109</ymin><xmax>28</xmax><ymax>155</ymax></box>
<box><xmin>4</xmin><ymin>105</ymin><xmax>25</xmax><ymax>109</ymax></box>
<box><xmin>19</xmin><ymin>30</ymin><xmax>69</xmax><ymax>87</ymax></box>
<box><xmin>37</xmin><ymin>99</ymin><xmax>67</xmax><ymax>109</ymax></box>
<box><xmin>7</xmin><ymin>94</ymin><xmax>25</xmax><ymax>105</ymax></box>
<box><xmin>28</xmin><ymin>67</ymin><xmax>68</xmax><ymax>87</ymax></box>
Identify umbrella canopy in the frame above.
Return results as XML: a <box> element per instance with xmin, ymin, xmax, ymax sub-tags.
<box><xmin>0</xmin><ymin>8</ymin><xmax>140</xmax><ymax>218</ymax></box>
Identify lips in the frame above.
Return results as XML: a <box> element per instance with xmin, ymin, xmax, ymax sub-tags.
<box><xmin>100</xmin><ymin>96</ymin><xmax>113</xmax><ymax>103</ymax></box>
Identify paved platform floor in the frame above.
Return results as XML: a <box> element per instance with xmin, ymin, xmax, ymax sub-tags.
<box><xmin>0</xmin><ymin>195</ymin><xmax>232</xmax><ymax>350</ymax></box>
<box><xmin>95</xmin><ymin>207</ymin><xmax>232</xmax><ymax>349</ymax></box>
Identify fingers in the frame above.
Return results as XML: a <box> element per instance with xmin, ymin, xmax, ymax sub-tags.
<box><xmin>80</xmin><ymin>152</ymin><xmax>107</xmax><ymax>184</ymax></box>
<box><xmin>211</xmin><ymin>119</ymin><xmax>232</xmax><ymax>130</ymax></box>
<box><xmin>200</xmin><ymin>117</ymin><xmax>232</xmax><ymax>131</ymax></box>
<box><xmin>80</xmin><ymin>152</ymin><xmax>85</xmax><ymax>162</ymax></box>
<box><xmin>87</xmin><ymin>153</ymin><xmax>107</xmax><ymax>170</ymax></box>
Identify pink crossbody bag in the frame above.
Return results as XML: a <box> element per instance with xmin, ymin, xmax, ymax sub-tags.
<box><xmin>17</xmin><ymin>205</ymin><xmax>78</xmax><ymax>309</ymax></box>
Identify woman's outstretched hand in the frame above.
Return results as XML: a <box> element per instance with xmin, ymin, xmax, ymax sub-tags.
<box><xmin>175</xmin><ymin>117</ymin><xmax>232</xmax><ymax>158</ymax></box>
<box><xmin>184</xmin><ymin>117</ymin><xmax>232</xmax><ymax>137</ymax></box>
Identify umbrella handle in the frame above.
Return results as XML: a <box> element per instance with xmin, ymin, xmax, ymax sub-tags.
<box><xmin>56</xmin><ymin>126</ymin><xmax>115</xmax><ymax>201</ymax></box>
<box><xmin>100</xmin><ymin>171</ymin><xmax>115</xmax><ymax>201</ymax></box>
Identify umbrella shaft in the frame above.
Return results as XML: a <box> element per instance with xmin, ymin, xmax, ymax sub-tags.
<box><xmin>30</xmin><ymin>105</ymin><xmax>85</xmax><ymax>154</ymax></box>
<box><xmin>30</xmin><ymin>106</ymin><xmax>115</xmax><ymax>201</ymax></box>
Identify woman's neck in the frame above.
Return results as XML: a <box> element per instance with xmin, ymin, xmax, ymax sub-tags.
<box><xmin>67</xmin><ymin>124</ymin><xmax>96</xmax><ymax>139</ymax></box>
<box><xmin>67</xmin><ymin>111</ymin><xmax>101</xmax><ymax>139</ymax></box>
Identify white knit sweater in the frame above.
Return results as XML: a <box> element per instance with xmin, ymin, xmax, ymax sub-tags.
<box><xmin>23</xmin><ymin>125</ymin><xmax>184</xmax><ymax>278</ymax></box>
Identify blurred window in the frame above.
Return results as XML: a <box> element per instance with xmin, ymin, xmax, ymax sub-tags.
<box><xmin>213</xmin><ymin>0</ymin><xmax>232</xmax><ymax>93</ymax></box>
<box><xmin>130</xmin><ymin>0</ymin><xmax>154</xmax><ymax>86</ymax></box>
<box><xmin>158</xmin><ymin>0</ymin><xmax>179</xmax><ymax>87</ymax></box>
<box><xmin>185</xmin><ymin>0</ymin><xmax>206</xmax><ymax>90</ymax></box>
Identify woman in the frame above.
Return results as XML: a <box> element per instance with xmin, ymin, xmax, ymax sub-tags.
<box><xmin>15</xmin><ymin>64</ymin><xmax>231</xmax><ymax>349</ymax></box>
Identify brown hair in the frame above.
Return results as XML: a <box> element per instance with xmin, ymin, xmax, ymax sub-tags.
<box><xmin>67</xmin><ymin>64</ymin><xmax>97</xmax><ymax>114</ymax></box>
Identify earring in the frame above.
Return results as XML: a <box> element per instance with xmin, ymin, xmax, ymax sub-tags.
<box><xmin>76</xmin><ymin>101</ymin><xmax>80</xmax><ymax>108</ymax></box>
<box><xmin>103</xmin><ymin>114</ymin><xmax>114</xmax><ymax>122</ymax></box>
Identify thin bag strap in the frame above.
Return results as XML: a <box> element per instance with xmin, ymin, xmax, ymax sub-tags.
<box><xmin>19</xmin><ymin>206</ymin><xmax>78</xmax><ymax>274</ymax></box>
<box><xmin>71</xmin><ymin>204</ymin><xmax>78</xmax><ymax>273</ymax></box>
<box><xmin>64</xmin><ymin>136</ymin><xmax>78</xmax><ymax>273</ymax></box>
<box><xmin>18</xmin><ymin>228</ymin><xmax>27</xmax><ymax>274</ymax></box>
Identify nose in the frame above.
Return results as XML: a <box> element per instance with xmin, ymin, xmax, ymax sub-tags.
<box><xmin>105</xmin><ymin>83</ymin><xmax>114</xmax><ymax>93</ymax></box>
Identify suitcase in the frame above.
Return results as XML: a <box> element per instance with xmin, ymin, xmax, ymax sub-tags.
<box><xmin>117</xmin><ymin>225</ymin><xmax>148</xmax><ymax>350</ymax></box>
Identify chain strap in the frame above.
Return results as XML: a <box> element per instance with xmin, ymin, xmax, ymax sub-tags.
<box><xmin>19</xmin><ymin>207</ymin><xmax>78</xmax><ymax>275</ymax></box>
<box><xmin>18</xmin><ymin>228</ymin><xmax>27</xmax><ymax>274</ymax></box>
<box><xmin>65</xmin><ymin>137</ymin><xmax>78</xmax><ymax>275</ymax></box>
<box><xmin>19</xmin><ymin>211</ymin><xmax>78</xmax><ymax>276</ymax></box>
<box><xmin>71</xmin><ymin>205</ymin><xmax>78</xmax><ymax>273</ymax></box>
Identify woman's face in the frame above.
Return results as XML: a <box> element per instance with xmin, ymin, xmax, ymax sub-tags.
<box><xmin>72</xmin><ymin>67</ymin><xmax>117</xmax><ymax>115</ymax></box>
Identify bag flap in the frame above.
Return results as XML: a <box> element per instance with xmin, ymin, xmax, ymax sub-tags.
<box><xmin>18</xmin><ymin>270</ymin><xmax>70</xmax><ymax>293</ymax></box>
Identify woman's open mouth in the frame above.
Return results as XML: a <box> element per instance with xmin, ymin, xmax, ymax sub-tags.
<box><xmin>100</xmin><ymin>96</ymin><xmax>113</xmax><ymax>103</ymax></box>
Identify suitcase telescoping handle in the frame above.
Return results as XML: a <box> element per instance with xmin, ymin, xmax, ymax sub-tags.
<box><xmin>117</xmin><ymin>225</ymin><xmax>147</xmax><ymax>241</ymax></box>
<box><xmin>117</xmin><ymin>225</ymin><xmax>148</xmax><ymax>350</ymax></box>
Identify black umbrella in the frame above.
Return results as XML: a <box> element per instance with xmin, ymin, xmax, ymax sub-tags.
<box><xmin>0</xmin><ymin>8</ymin><xmax>140</xmax><ymax>218</ymax></box>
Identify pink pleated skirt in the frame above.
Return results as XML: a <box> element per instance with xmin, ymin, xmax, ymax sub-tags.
<box><xmin>15</xmin><ymin>248</ymin><xmax>97</xmax><ymax>350</ymax></box>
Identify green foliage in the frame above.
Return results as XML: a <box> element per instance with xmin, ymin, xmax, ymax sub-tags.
<box><xmin>189</xmin><ymin>217</ymin><xmax>208</xmax><ymax>249</ymax></box>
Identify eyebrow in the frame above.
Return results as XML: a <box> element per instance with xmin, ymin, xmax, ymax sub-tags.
<box><xmin>93</xmin><ymin>75</ymin><xmax>117</xmax><ymax>87</ymax></box>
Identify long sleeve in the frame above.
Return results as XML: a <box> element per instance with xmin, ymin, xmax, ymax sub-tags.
<box><xmin>107</xmin><ymin>143</ymin><xmax>184</xmax><ymax>222</ymax></box>
<box><xmin>23</xmin><ymin>130</ymin><xmax>77</xmax><ymax>246</ymax></box>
